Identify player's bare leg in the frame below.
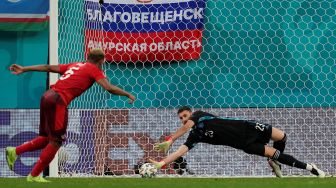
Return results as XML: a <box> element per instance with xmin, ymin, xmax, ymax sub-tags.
<box><xmin>268</xmin><ymin>127</ymin><xmax>286</xmax><ymax>177</ymax></box>
<box><xmin>271</xmin><ymin>127</ymin><xmax>285</xmax><ymax>141</ymax></box>
<box><xmin>271</xmin><ymin>127</ymin><xmax>287</xmax><ymax>153</ymax></box>
<box><xmin>264</xmin><ymin>146</ymin><xmax>325</xmax><ymax>178</ymax></box>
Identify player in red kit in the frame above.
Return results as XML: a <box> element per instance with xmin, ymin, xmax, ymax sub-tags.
<box><xmin>6</xmin><ymin>49</ymin><xmax>136</xmax><ymax>182</ymax></box>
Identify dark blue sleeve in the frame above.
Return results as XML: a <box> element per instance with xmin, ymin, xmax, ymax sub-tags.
<box><xmin>183</xmin><ymin>131</ymin><xmax>200</xmax><ymax>150</ymax></box>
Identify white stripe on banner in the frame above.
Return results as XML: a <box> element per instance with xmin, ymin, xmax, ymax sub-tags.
<box><xmin>86</xmin><ymin>0</ymin><xmax>193</xmax><ymax>5</ymax></box>
<box><xmin>0</xmin><ymin>14</ymin><xmax>47</xmax><ymax>18</ymax></box>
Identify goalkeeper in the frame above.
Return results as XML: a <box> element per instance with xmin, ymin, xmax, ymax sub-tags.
<box><xmin>150</xmin><ymin>106</ymin><xmax>325</xmax><ymax>178</ymax></box>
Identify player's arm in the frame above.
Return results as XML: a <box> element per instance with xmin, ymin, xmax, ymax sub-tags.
<box><xmin>170</xmin><ymin>120</ymin><xmax>195</xmax><ymax>142</ymax></box>
<box><xmin>9</xmin><ymin>64</ymin><xmax>61</xmax><ymax>74</ymax></box>
<box><xmin>96</xmin><ymin>78</ymin><xmax>136</xmax><ymax>104</ymax></box>
<box><xmin>150</xmin><ymin>145</ymin><xmax>189</xmax><ymax>169</ymax></box>
<box><xmin>154</xmin><ymin>120</ymin><xmax>194</xmax><ymax>153</ymax></box>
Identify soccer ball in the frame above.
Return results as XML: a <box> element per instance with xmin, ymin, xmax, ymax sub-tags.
<box><xmin>139</xmin><ymin>163</ymin><xmax>157</xmax><ymax>178</ymax></box>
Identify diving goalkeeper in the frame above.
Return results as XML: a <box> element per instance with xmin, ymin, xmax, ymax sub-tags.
<box><xmin>150</xmin><ymin>106</ymin><xmax>325</xmax><ymax>178</ymax></box>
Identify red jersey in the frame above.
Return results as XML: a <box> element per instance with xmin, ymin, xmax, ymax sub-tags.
<box><xmin>51</xmin><ymin>62</ymin><xmax>106</xmax><ymax>105</ymax></box>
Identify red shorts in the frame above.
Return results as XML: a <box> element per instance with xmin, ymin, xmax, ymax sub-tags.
<box><xmin>39</xmin><ymin>89</ymin><xmax>68</xmax><ymax>142</ymax></box>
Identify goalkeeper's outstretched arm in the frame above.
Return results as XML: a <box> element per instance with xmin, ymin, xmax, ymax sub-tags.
<box><xmin>170</xmin><ymin>120</ymin><xmax>195</xmax><ymax>142</ymax></box>
<box><xmin>154</xmin><ymin>120</ymin><xmax>194</xmax><ymax>153</ymax></box>
<box><xmin>150</xmin><ymin>145</ymin><xmax>189</xmax><ymax>169</ymax></box>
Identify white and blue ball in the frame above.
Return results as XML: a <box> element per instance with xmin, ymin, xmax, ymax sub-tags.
<box><xmin>139</xmin><ymin>163</ymin><xmax>157</xmax><ymax>178</ymax></box>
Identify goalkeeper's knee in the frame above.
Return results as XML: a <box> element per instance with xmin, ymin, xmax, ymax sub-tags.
<box><xmin>273</xmin><ymin>133</ymin><xmax>287</xmax><ymax>153</ymax></box>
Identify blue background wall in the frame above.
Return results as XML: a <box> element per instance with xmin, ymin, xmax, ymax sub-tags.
<box><xmin>96</xmin><ymin>0</ymin><xmax>336</xmax><ymax>108</ymax></box>
<box><xmin>1</xmin><ymin>0</ymin><xmax>336</xmax><ymax>108</ymax></box>
<box><xmin>0</xmin><ymin>30</ymin><xmax>48</xmax><ymax>108</ymax></box>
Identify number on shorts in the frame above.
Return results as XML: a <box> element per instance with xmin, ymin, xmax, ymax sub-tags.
<box><xmin>255</xmin><ymin>123</ymin><xmax>265</xmax><ymax>131</ymax></box>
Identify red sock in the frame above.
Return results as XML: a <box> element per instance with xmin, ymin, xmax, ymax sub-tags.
<box><xmin>31</xmin><ymin>143</ymin><xmax>60</xmax><ymax>177</ymax></box>
<box><xmin>16</xmin><ymin>136</ymin><xmax>49</xmax><ymax>155</ymax></box>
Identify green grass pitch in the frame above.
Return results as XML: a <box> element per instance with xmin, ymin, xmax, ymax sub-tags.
<box><xmin>1</xmin><ymin>177</ymin><xmax>336</xmax><ymax>188</ymax></box>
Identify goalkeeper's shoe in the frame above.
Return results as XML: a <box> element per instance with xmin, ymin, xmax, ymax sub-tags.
<box><xmin>310</xmin><ymin>164</ymin><xmax>325</xmax><ymax>178</ymax></box>
<box><xmin>5</xmin><ymin>147</ymin><xmax>17</xmax><ymax>171</ymax></box>
<box><xmin>268</xmin><ymin>159</ymin><xmax>283</xmax><ymax>178</ymax></box>
<box><xmin>27</xmin><ymin>174</ymin><xmax>51</xmax><ymax>183</ymax></box>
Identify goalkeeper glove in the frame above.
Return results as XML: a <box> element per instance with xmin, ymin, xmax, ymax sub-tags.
<box><xmin>149</xmin><ymin>159</ymin><xmax>166</xmax><ymax>169</ymax></box>
<box><xmin>154</xmin><ymin>139</ymin><xmax>172</xmax><ymax>153</ymax></box>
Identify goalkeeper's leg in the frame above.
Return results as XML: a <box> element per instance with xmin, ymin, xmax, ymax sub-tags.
<box><xmin>268</xmin><ymin>127</ymin><xmax>287</xmax><ymax>177</ymax></box>
<box><xmin>243</xmin><ymin>142</ymin><xmax>283</xmax><ymax>178</ymax></box>
<box><xmin>271</xmin><ymin>127</ymin><xmax>287</xmax><ymax>153</ymax></box>
<box><xmin>265</xmin><ymin>146</ymin><xmax>325</xmax><ymax>178</ymax></box>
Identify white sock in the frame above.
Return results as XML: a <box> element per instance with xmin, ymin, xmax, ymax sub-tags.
<box><xmin>306</xmin><ymin>164</ymin><xmax>313</xmax><ymax>171</ymax></box>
